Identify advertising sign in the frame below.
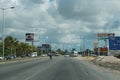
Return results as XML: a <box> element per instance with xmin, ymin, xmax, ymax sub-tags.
<box><xmin>109</xmin><ymin>36</ymin><xmax>120</xmax><ymax>50</ymax></box>
<box><xmin>26</xmin><ymin>33</ymin><xmax>34</xmax><ymax>41</ymax></box>
<box><xmin>100</xmin><ymin>47</ymin><xmax>108</xmax><ymax>52</ymax></box>
<box><xmin>42</xmin><ymin>44</ymin><xmax>51</xmax><ymax>48</ymax></box>
<box><xmin>97</xmin><ymin>33</ymin><xmax>115</xmax><ymax>37</ymax></box>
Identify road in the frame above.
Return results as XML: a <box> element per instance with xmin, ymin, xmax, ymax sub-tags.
<box><xmin>0</xmin><ymin>56</ymin><xmax>119</xmax><ymax>80</ymax></box>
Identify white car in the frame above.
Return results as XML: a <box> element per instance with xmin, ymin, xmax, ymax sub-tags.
<box><xmin>64</xmin><ymin>54</ymin><xmax>69</xmax><ymax>57</ymax></box>
<box><xmin>0</xmin><ymin>56</ymin><xmax>4</xmax><ymax>60</ymax></box>
<box><xmin>41</xmin><ymin>54</ymin><xmax>47</xmax><ymax>57</ymax></box>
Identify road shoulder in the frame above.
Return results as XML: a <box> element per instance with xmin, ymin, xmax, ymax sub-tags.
<box><xmin>74</xmin><ymin>56</ymin><xmax>120</xmax><ymax>75</ymax></box>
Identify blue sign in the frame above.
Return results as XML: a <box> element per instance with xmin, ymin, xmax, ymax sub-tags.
<box><xmin>109</xmin><ymin>36</ymin><xmax>120</xmax><ymax>50</ymax></box>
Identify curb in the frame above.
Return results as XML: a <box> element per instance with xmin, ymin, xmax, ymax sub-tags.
<box><xmin>0</xmin><ymin>57</ymin><xmax>43</xmax><ymax>65</ymax></box>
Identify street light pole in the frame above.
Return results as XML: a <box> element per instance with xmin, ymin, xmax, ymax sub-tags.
<box><xmin>2</xmin><ymin>8</ymin><xmax>5</xmax><ymax>59</ymax></box>
<box><xmin>0</xmin><ymin>6</ymin><xmax>15</xmax><ymax>59</ymax></box>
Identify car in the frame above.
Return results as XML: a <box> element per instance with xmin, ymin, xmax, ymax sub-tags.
<box><xmin>41</xmin><ymin>54</ymin><xmax>47</xmax><ymax>57</ymax></box>
<box><xmin>0</xmin><ymin>56</ymin><xmax>4</xmax><ymax>60</ymax></box>
<box><xmin>91</xmin><ymin>54</ymin><xmax>97</xmax><ymax>57</ymax></box>
<box><xmin>21</xmin><ymin>54</ymin><xmax>27</xmax><ymax>58</ymax></box>
<box><xmin>6</xmin><ymin>55</ymin><xmax>16</xmax><ymax>60</ymax></box>
<box><xmin>69</xmin><ymin>53</ymin><xmax>78</xmax><ymax>57</ymax></box>
<box><xmin>31</xmin><ymin>52</ymin><xmax>38</xmax><ymax>57</ymax></box>
<box><xmin>64</xmin><ymin>54</ymin><xmax>69</xmax><ymax>57</ymax></box>
<box><xmin>55</xmin><ymin>54</ymin><xmax>59</xmax><ymax>56</ymax></box>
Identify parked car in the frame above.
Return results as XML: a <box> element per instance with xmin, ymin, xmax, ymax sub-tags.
<box><xmin>6</xmin><ymin>55</ymin><xmax>16</xmax><ymax>60</ymax></box>
<box><xmin>0</xmin><ymin>56</ymin><xmax>4</xmax><ymax>60</ymax></box>
<box><xmin>21</xmin><ymin>54</ymin><xmax>27</xmax><ymax>58</ymax></box>
<box><xmin>28</xmin><ymin>52</ymin><xmax>38</xmax><ymax>57</ymax></box>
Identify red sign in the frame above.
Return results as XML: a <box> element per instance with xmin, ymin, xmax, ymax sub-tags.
<box><xmin>100</xmin><ymin>47</ymin><xmax>108</xmax><ymax>52</ymax></box>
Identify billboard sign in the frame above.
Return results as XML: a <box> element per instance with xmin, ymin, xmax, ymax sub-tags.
<box><xmin>26</xmin><ymin>33</ymin><xmax>34</xmax><ymax>41</ymax></box>
<box><xmin>97</xmin><ymin>33</ymin><xmax>115</xmax><ymax>37</ymax></box>
<box><xmin>109</xmin><ymin>36</ymin><xmax>120</xmax><ymax>50</ymax></box>
<box><xmin>42</xmin><ymin>44</ymin><xmax>51</xmax><ymax>48</ymax></box>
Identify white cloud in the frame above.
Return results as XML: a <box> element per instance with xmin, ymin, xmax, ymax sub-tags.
<box><xmin>1</xmin><ymin>0</ymin><xmax>120</xmax><ymax>50</ymax></box>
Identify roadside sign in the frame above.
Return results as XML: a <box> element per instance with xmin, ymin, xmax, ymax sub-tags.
<box><xmin>109</xmin><ymin>36</ymin><xmax>120</xmax><ymax>50</ymax></box>
<box><xmin>100</xmin><ymin>47</ymin><xmax>108</xmax><ymax>52</ymax></box>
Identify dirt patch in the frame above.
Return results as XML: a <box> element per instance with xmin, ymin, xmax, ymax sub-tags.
<box><xmin>92</xmin><ymin>56</ymin><xmax>120</xmax><ymax>71</ymax></box>
<box><xmin>93</xmin><ymin>61</ymin><xmax>120</xmax><ymax>71</ymax></box>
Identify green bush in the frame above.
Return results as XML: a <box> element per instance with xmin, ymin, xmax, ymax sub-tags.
<box><xmin>114</xmin><ymin>54</ymin><xmax>120</xmax><ymax>59</ymax></box>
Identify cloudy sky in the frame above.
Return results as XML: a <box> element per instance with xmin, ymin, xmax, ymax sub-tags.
<box><xmin>0</xmin><ymin>0</ymin><xmax>120</xmax><ymax>51</ymax></box>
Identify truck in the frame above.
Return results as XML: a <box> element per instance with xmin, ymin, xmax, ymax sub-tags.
<box><xmin>28</xmin><ymin>52</ymin><xmax>38</xmax><ymax>57</ymax></box>
<box><xmin>70</xmin><ymin>50</ymin><xmax>78</xmax><ymax>57</ymax></box>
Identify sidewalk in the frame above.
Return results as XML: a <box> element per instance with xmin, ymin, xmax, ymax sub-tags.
<box><xmin>0</xmin><ymin>57</ymin><xmax>43</xmax><ymax>64</ymax></box>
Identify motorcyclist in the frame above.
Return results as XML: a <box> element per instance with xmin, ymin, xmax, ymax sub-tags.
<box><xmin>48</xmin><ymin>53</ymin><xmax>52</xmax><ymax>60</ymax></box>
<box><xmin>50</xmin><ymin>54</ymin><xmax>52</xmax><ymax>59</ymax></box>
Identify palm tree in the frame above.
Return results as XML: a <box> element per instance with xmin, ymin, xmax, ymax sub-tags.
<box><xmin>2</xmin><ymin>36</ymin><xmax>37</xmax><ymax>57</ymax></box>
<box><xmin>4</xmin><ymin>36</ymin><xmax>19</xmax><ymax>56</ymax></box>
<box><xmin>0</xmin><ymin>42</ymin><xmax>2</xmax><ymax>56</ymax></box>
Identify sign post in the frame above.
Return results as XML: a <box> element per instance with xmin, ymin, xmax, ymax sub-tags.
<box><xmin>97</xmin><ymin>33</ymin><xmax>115</xmax><ymax>56</ymax></box>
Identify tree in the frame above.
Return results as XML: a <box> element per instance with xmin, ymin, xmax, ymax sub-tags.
<box><xmin>17</xmin><ymin>42</ymin><xmax>27</xmax><ymax>56</ymax></box>
<box><xmin>57</xmin><ymin>48</ymin><xmax>63</xmax><ymax>55</ymax></box>
<box><xmin>17</xmin><ymin>42</ymin><xmax>36</xmax><ymax>56</ymax></box>
<box><xmin>64</xmin><ymin>49</ymin><xmax>68</xmax><ymax>55</ymax></box>
<box><xmin>0</xmin><ymin>36</ymin><xmax>38</xmax><ymax>57</ymax></box>
<box><xmin>0</xmin><ymin>42</ymin><xmax>2</xmax><ymax>56</ymax></box>
<box><xmin>4</xmin><ymin>36</ymin><xmax>19</xmax><ymax>56</ymax></box>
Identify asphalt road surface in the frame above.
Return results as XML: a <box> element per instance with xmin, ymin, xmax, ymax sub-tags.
<box><xmin>0</xmin><ymin>56</ymin><xmax>119</xmax><ymax>80</ymax></box>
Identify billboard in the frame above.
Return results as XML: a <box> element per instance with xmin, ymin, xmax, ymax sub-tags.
<box><xmin>109</xmin><ymin>36</ymin><xmax>120</xmax><ymax>50</ymax></box>
<box><xmin>97</xmin><ymin>33</ymin><xmax>115</xmax><ymax>37</ymax></box>
<box><xmin>26</xmin><ymin>33</ymin><xmax>34</xmax><ymax>41</ymax></box>
<box><xmin>41</xmin><ymin>44</ymin><xmax>51</xmax><ymax>53</ymax></box>
<box><xmin>94</xmin><ymin>47</ymin><xmax>108</xmax><ymax>53</ymax></box>
<box><xmin>42</xmin><ymin>44</ymin><xmax>51</xmax><ymax>48</ymax></box>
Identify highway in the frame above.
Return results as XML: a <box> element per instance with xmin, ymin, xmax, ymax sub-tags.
<box><xmin>0</xmin><ymin>56</ymin><xmax>119</xmax><ymax>80</ymax></box>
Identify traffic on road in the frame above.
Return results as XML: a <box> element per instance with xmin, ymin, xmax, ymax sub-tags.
<box><xmin>0</xmin><ymin>0</ymin><xmax>120</xmax><ymax>80</ymax></box>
